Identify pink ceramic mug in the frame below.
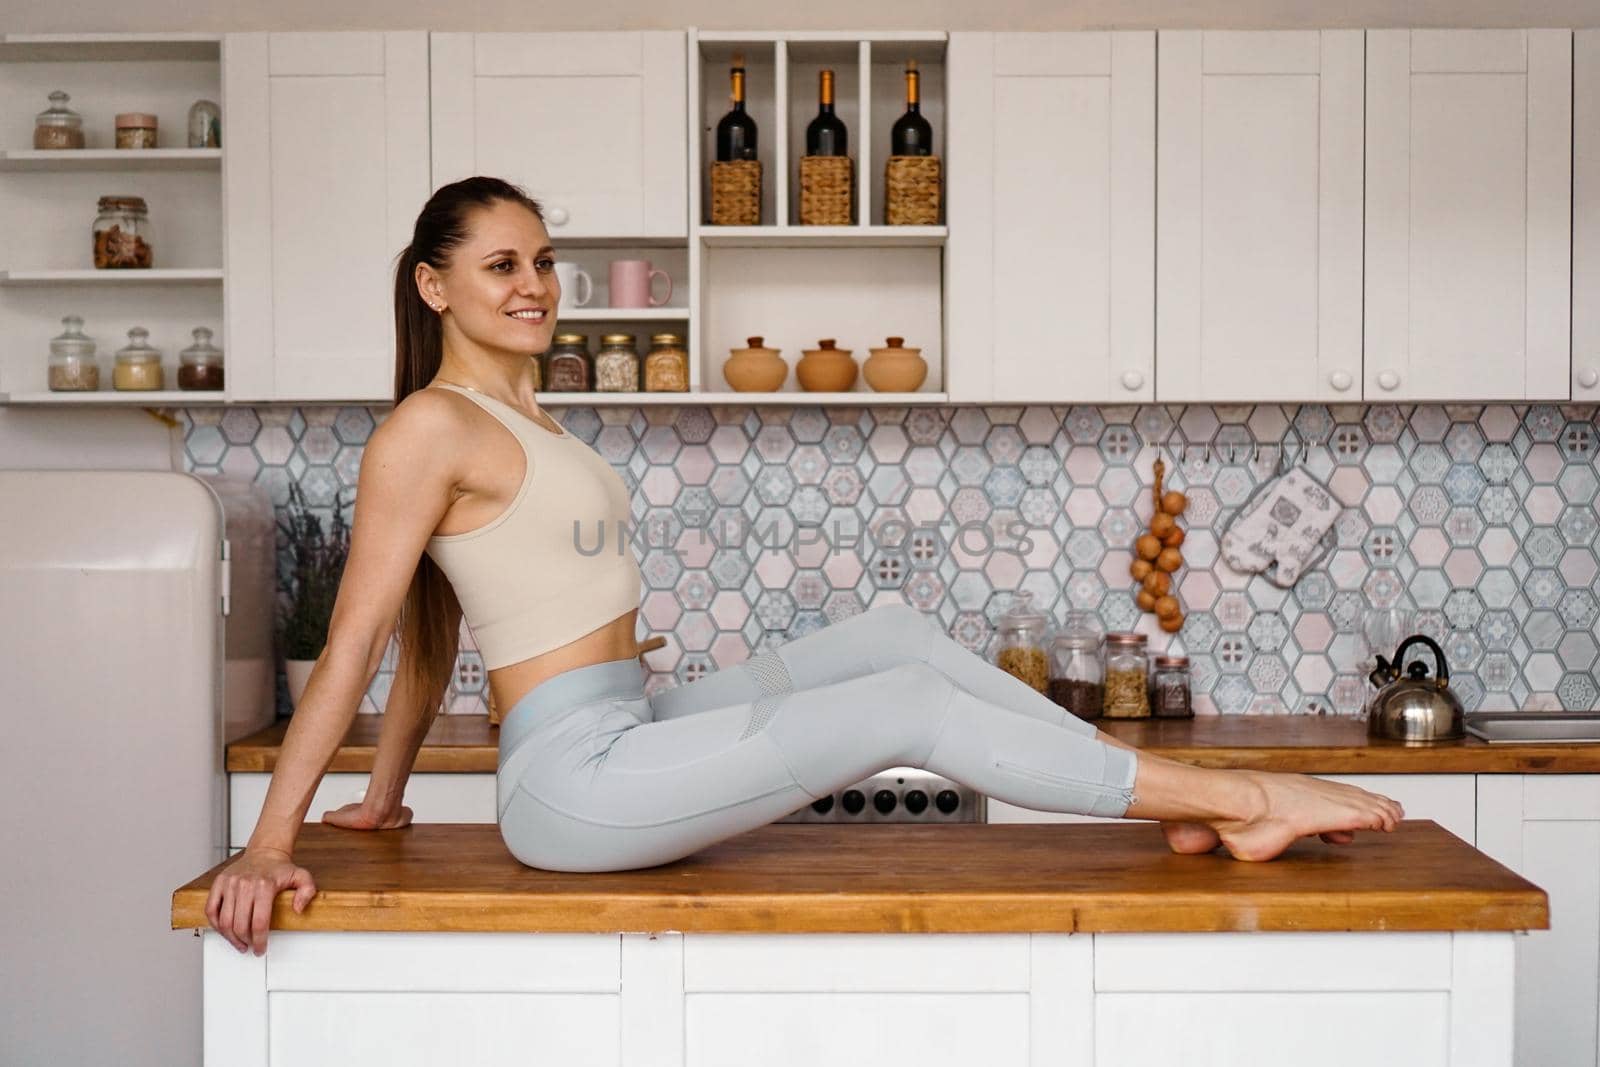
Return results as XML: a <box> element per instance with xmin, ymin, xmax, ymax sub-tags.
<box><xmin>609</xmin><ymin>259</ymin><xmax>672</xmax><ymax>308</ymax></box>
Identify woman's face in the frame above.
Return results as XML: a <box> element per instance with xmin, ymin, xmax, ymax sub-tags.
<box><xmin>426</xmin><ymin>199</ymin><xmax>561</xmax><ymax>358</ymax></box>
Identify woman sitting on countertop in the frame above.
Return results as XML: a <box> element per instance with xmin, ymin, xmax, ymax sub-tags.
<box><xmin>206</xmin><ymin>176</ymin><xmax>1404</xmax><ymax>956</ymax></box>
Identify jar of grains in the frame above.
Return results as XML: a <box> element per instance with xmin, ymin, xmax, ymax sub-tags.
<box><xmin>544</xmin><ymin>333</ymin><xmax>592</xmax><ymax>392</ymax></box>
<box><xmin>643</xmin><ymin>332</ymin><xmax>689</xmax><ymax>392</ymax></box>
<box><xmin>113</xmin><ymin>327</ymin><xmax>163</xmax><ymax>391</ymax></box>
<box><xmin>594</xmin><ymin>333</ymin><xmax>640</xmax><ymax>392</ymax></box>
<box><xmin>1102</xmin><ymin>632</ymin><xmax>1151</xmax><ymax>719</ymax></box>
<box><xmin>93</xmin><ymin>196</ymin><xmax>153</xmax><ymax>269</ymax></box>
<box><xmin>34</xmin><ymin>91</ymin><xmax>85</xmax><ymax>149</ymax></box>
<box><xmin>989</xmin><ymin>591</ymin><xmax>1051</xmax><ymax>694</ymax></box>
<box><xmin>114</xmin><ymin>112</ymin><xmax>159</xmax><ymax>149</ymax></box>
<box><xmin>177</xmin><ymin>327</ymin><xmax>225</xmax><ymax>390</ymax></box>
<box><xmin>47</xmin><ymin>315</ymin><xmax>99</xmax><ymax>391</ymax></box>
<box><xmin>1151</xmin><ymin>654</ymin><xmax>1193</xmax><ymax>719</ymax></box>
<box><xmin>1048</xmin><ymin>611</ymin><xmax>1106</xmax><ymax>721</ymax></box>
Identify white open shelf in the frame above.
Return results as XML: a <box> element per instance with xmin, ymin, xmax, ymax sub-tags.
<box><xmin>700</xmin><ymin>225</ymin><xmax>946</xmax><ymax>247</ymax></box>
<box><xmin>0</xmin><ymin>148</ymin><xmax>221</xmax><ymax>171</ymax></box>
<box><xmin>557</xmin><ymin>307</ymin><xmax>691</xmax><ymax>322</ymax></box>
<box><xmin>0</xmin><ymin>33</ymin><xmax>221</xmax><ymax>62</ymax></box>
<box><xmin>0</xmin><ymin>389</ymin><xmax>225</xmax><ymax>405</ymax></box>
<box><xmin>0</xmin><ymin>269</ymin><xmax>223</xmax><ymax>285</ymax></box>
<box><xmin>540</xmin><ymin>390</ymin><xmax>949</xmax><ymax>407</ymax></box>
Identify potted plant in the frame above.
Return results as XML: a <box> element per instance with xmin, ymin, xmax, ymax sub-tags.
<box><xmin>278</xmin><ymin>481</ymin><xmax>353</xmax><ymax>710</ymax></box>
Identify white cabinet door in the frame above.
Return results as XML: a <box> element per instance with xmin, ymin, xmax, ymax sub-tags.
<box><xmin>1365</xmin><ymin>30</ymin><xmax>1572</xmax><ymax>401</ymax></box>
<box><xmin>946</xmin><ymin>32</ymin><xmax>1154</xmax><ymax>404</ymax></box>
<box><xmin>224</xmin><ymin>33</ymin><xmax>430</xmax><ymax>402</ymax></box>
<box><xmin>1477</xmin><ymin>775</ymin><xmax>1600</xmax><ymax>1067</ymax></box>
<box><xmin>1155</xmin><ymin>31</ymin><xmax>1362</xmax><ymax>402</ymax></box>
<box><xmin>430</xmin><ymin>33</ymin><xmax>686</xmax><ymax>239</ymax></box>
<box><xmin>1575</xmin><ymin>31</ymin><xmax>1600</xmax><ymax>401</ymax></box>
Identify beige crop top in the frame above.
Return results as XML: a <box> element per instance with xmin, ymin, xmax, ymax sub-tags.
<box><xmin>422</xmin><ymin>383</ymin><xmax>642</xmax><ymax>670</ymax></box>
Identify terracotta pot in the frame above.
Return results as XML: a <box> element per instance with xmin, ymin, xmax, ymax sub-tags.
<box><xmin>796</xmin><ymin>338</ymin><xmax>858</xmax><ymax>392</ymax></box>
<box><xmin>284</xmin><ymin>658</ymin><xmax>316</xmax><ymax>710</ymax></box>
<box><xmin>863</xmin><ymin>336</ymin><xmax>927</xmax><ymax>392</ymax></box>
<box><xmin>723</xmin><ymin>335</ymin><xmax>788</xmax><ymax>392</ymax></box>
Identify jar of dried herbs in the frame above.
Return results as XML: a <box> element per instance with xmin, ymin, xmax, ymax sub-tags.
<box><xmin>594</xmin><ymin>333</ymin><xmax>640</xmax><ymax>392</ymax></box>
<box><xmin>544</xmin><ymin>333</ymin><xmax>592</xmax><ymax>392</ymax></box>
<box><xmin>643</xmin><ymin>332</ymin><xmax>688</xmax><ymax>392</ymax></box>
<box><xmin>989</xmin><ymin>590</ymin><xmax>1051</xmax><ymax>694</ymax></box>
<box><xmin>1103</xmin><ymin>632</ymin><xmax>1150</xmax><ymax>719</ymax></box>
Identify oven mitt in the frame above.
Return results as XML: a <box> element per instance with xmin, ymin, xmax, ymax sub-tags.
<box><xmin>1220</xmin><ymin>466</ymin><xmax>1339</xmax><ymax>588</ymax></box>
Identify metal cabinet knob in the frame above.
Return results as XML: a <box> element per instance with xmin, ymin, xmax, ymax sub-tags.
<box><xmin>1376</xmin><ymin>370</ymin><xmax>1400</xmax><ymax>392</ymax></box>
<box><xmin>1579</xmin><ymin>368</ymin><xmax>1600</xmax><ymax>390</ymax></box>
<box><xmin>1328</xmin><ymin>371</ymin><xmax>1353</xmax><ymax>392</ymax></box>
<box><xmin>544</xmin><ymin>205</ymin><xmax>570</xmax><ymax>226</ymax></box>
<box><xmin>1121</xmin><ymin>370</ymin><xmax>1145</xmax><ymax>391</ymax></box>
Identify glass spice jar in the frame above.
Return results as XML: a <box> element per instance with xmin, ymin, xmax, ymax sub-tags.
<box><xmin>113</xmin><ymin>327</ymin><xmax>163</xmax><ymax>391</ymax></box>
<box><xmin>544</xmin><ymin>333</ymin><xmax>592</xmax><ymax>392</ymax></box>
<box><xmin>93</xmin><ymin>196</ymin><xmax>153</xmax><ymax>269</ymax></box>
<box><xmin>34</xmin><ymin>91</ymin><xmax>85</xmax><ymax>149</ymax></box>
<box><xmin>1151</xmin><ymin>655</ymin><xmax>1193</xmax><ymax>719</ymax></box>
<box><xmin>47</xmin><ymin>315</ymin><xmax>99</xmax><ymax>392</ymax></box>
<box><xmin>177</xmin><ymin>327</ymin><xmax>224</xmax><ymax>390</ymax></box>
<box><xmin>594</xmin><ymin>333</ymin><xmax>640</xmax><ymax>392</ymax></box>
<box><xmin>989</xmin><ymin>591</ymin><xmax>1051</xmax><ymax>694</ymax></box>
<box><xmin>1048</xmin><ymin>611</ymin><xmax>1106</xmax><ymax>720</ymax></box>
<box><xmin>1103</xmin><ymin>632</ymin><xmax>1151</xmax><ymax>719</ymax></box>
<box><xmin>115</xmin><ymin>112</ymin><xmax>159</xmax><ymax>149</ymax></box>
<box><xmin>643</xmin><ymin>332</ymin><xmax>689</xmax><ymax>392</ymax></box>
<box><xmin>187</xmin><ymin>99</ymin><xmax>221</xmax><ymax>148</ymax></box>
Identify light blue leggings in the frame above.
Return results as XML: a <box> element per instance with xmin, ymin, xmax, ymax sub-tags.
<box><xmin>496</xmin><ymin>604</ymin><xmax>1139</xmax><ymax>872</ymax></box>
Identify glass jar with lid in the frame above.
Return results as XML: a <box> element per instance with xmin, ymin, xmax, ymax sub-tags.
<box><xmin>1048</xmin><ymin>611</ymin><xmax>1106</xmax><ymax>720</ymax></box>
<box><xmin>544</xmin><ymin>333</ymin><xmax>592</xmax><ymax>392</ymax></box>
<box><xmin>34</xmin><ymin>91</ymin><xmax>85</xmax><ymax>149</ymax></box>
<box><xmin>113</xmin><ymin>327</ymin><xmax>164</xmax><ymax>391</ymax></box>
<box><xmin>187</xmin><ymin>99</ymin><xmax>221</xmax><ymax>148</ymax></box>
<box><xmin>594</xmin><ymin>333</ymin><xmax>640</xmax><ymax>392</ymax></box>
<box><xmin>1102</xmin><ymin>632</ymin><xmax>1151</xmax><ymax>719</ymax></box>
<box><xmin>177</xmin><ymin>327</ymin><xmax>224</xmax><ymax>390</ymax></box>
<box><xmin>47</xmin><ymin>315</ymin><xmax>99</xmax><ymax>391</ymax></box>
<box><xmin>93</xmin><ymin>196</ymin><xmax>153</xmax><ymax>269</ymax></box>
<box><xmin>1151</xmin><ymin>655</ymin><xmax>1193</xmax><ymax>719</ymax></box>
<box><xmin>643</xmin><ymin>332</ymin><xmax>689</xmax><ymax>392</ymax></box>
<box><xmin>114</xmin><ymin>112</ymin><xmax>159</xmax><ymax>149</ymax></box>
<box><xmin>989</xmin><ymin>591</ymin><xmax>1051</xmax><ymax>694</ymax></box>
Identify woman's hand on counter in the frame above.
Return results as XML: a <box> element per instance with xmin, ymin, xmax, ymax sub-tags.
<box><xmin>321</xmin><ymin>800</ymin><xmax>414</xmax><ymax>831</ymax></box>
<box><xmin>204</xmin><ymin>847</ymin><xmax>318</xmax><ymax>955</ymax></box>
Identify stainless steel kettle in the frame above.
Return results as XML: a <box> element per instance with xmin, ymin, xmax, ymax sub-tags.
<box><xmin>1366</xmin><ymin>634</ymin><xmax>1465</xmax><ymax>744</ymax></box>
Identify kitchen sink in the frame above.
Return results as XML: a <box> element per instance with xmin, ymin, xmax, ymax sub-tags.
<box><xmin>1465</xmin><ymin>712</ymin><xmax>1600</xmax><ymax>744</ymax></box>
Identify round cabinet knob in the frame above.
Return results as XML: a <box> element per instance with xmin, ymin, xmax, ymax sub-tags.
<box><xmin>1376</xmin><ymin>370</ymin><xmax>1400</xmax><ymax>392</ymax></box>
<box><xmin>1579</xmin><ymin>368</ymin><xmax>1600</xmax><ymax>390</ymax></box>
<box><xmin>544</xmin><ymin>205</ymin><xmax>570</xmax><ymax>226</ymax></box>
<box><xmin>1121</xmin><ymin>370</ymin><xmax>1145</xmax><ymax>391</ymax></box>
<box><xmin>1328</xmin><ymin>370</ymin><xmax>1353</xmax><ymax>392</ymax></box>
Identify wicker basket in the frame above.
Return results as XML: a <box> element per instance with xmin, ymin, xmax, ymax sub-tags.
<box><xmin>885</xmin><ymin>155</ymin><xmax>941</xmax><ymax>225</ymax></box>
<box><xmin>799</xmin><ymin>155</ymin><xmax>853</xmax><ymax>225</ymax></box>
<box><xmin>709</xmin><ymin>159</ymin><xmax>762</xmax><ymax>225</ymax></box>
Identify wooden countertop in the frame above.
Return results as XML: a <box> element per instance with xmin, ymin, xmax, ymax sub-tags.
<box><xmin>172</xmin><ymin>820</ymin><xmax>1547</xmax><ymax>934</ymax></box>
<box><xmin>226</xmin><ymin>713</ymin><xmax>1600</xmax><ymax>775</ymax></box>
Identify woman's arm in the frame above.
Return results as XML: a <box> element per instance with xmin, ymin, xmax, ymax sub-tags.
<box><xmin>360</xmin><ymin>606</ymin><xmax>461</xmax><ymax>821</ymax></box>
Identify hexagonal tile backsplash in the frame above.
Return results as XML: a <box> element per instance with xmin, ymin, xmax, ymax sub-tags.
<box><xmin>182</xmin><ymin>402</ymin><xmax>1600</xmax><ymax>717</ymax></box>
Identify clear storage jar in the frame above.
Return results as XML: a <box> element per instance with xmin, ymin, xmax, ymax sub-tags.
<box><xmin>115</xmin><ymin>112</ymin><xmax>158</xmax><ymax>149</ymax></box>
<box><xmin>112</xmin><ymin>326</ymin><xmax>163</xmax><ymax>391</ymax></box>
<box><xmin>989</xmin><ymin>591</ymin><xmax>1051</xmax><ymax>694</ymax></box>
<box><xmin>1048</xmin><ymin>610</ymin><xmax>1106</xmax><ymax>720</ymax></box>
<box><xmin>1103</xmin><ymin>632</ymin><xmax>1151</xmax><ymax>719</ymax></box>
<box><xmin>34</xmin><ymin>91</ymin><xmax>85</xmax><ymax>149</ymax></box>
<box><xmin>93</xmin><ymin>196</ymin><xmax>153</xmax><ymax>269</ymax></box>
<box><xmin>643</xmin><ymin>332</ymin><xmax>688</xmax><ymax>392</ymax></box>
<box><xmin>544</xmin><ymin>333</ymin><xmax>592</xmax><ymax>392</ymax></box>
<box><xmin>594</xmin><ymin>333</ymin><xmax>640</xmax><ymax>392</ymax></box>
<box><xmin>47</xmin><ymin>315</ymin><xmax>99</xmax><ymax>391</ymax></box>
<box><xmin>187</xmin><ymin>99</ymin><xmax>221</xmax><ymax>148</ymax></box>
<box><xmin>1151</xmin><ymin>655</ymin><xmax>1193</xmax><ymax>719</ymax></box>
<box><xmin>177</xmin><ymin>327</ymin><xmax>224</xmax><ymax>390</ymax></box>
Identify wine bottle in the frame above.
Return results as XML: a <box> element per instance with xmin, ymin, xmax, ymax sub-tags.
<box><xmin>715</xmin><ymin>55</ymin><xmax>758</xmax><ymax>162</ymax></box>
<box><xmin>889</xmin><ymin>60</ymin><xmax>933</xmax><ymax>156</ymax></box>
<box><xmin>805</xmin><ymin>69</ymin><xmax>848</xmax><ymax>157</ymax></box>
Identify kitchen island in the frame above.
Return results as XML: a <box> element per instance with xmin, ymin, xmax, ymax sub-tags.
<box><xmin>174</xmin><ymin>819</ymin><xmax>1545</xmax><ymax>1067</ymax></box>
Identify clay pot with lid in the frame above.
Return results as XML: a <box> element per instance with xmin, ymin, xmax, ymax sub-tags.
<box><xmin>796</xmin><ymin>338</ymin><xmax>858</xmax><ymax>392</ymax></box>
<box><xmin>863</xmin><ymin>335</ymin><xmax>927</xmax><ymax>392</ymax></box>
<box><xmin>724</xmin><ymin>336</ymin><xmax>788</xmax><ymax>392</ymax></box>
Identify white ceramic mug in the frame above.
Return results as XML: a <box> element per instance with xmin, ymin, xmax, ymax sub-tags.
<box><xmin>554</xmin><ymin>261</ymin><xmax>594</xmax><ymax>307</ymax></box>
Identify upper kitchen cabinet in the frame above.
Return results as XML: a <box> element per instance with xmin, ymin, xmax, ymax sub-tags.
<box><xmin>430</xmin><ymin>33</ymin><xmax>686</xmax><ymax>239</ymax></box>
<box><xmin>1365</xmin><ymin>29</ymin><xmax>1572</xmax><ymax>401</ymax></box>
<box><xmin>1575</xmin><ymin>31</ymin><xmax>1600</xmax><ymax>402</ymax></box>
<box><xmin>946</xmin><ymin>32</ymin><xmax>1155</xmax><ymax>404</ymax></box>
<box><xmin>1155</xmin><ymin>31</ymin><xmax>1363</xmax><ymax>402</ymax></box>
<box><xmin>223</xmin><ymin>33</ymin><xmax>430</xmax><ymax>402</ymax></box>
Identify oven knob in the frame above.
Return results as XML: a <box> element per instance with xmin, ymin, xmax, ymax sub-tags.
<box><xmin>904</xmin><ymin>789</ymin><xmax>929</xmax><ymax>814</ymax></box>
<box><xmin>935</xmin><ymin>789</ymin><xmax>960</xmax><ymax>814</ymax></box>
<box><xmin>810</xmin><ymin>794</ymin><xmax>835</xmax><ymax>814</ymax></box>
<box><xmin>842</xmin><ymin>789</ymin><xmax>866</xmax><ymax>815</ymax></box>
<box><xmin>873</xmin><ymin>789</ymin><xmax>897</xmax><ymax>814</ymax></box>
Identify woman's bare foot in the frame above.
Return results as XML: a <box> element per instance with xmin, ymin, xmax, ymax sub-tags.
<box><xmin>1208</xmin><ymin>771</ymin><xmax>1404</xmax><ymax>861</ymax></box>
<box><xmin>1161</xmin><ymin>821</ymin><xmax>1222</xmax><ymax>854</ymax></box>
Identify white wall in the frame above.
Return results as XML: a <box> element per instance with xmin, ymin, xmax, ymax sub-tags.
<box><xmin>0</xmin><ymin>408</ymin><xmax>176</xmax><ymax>469</ymax></box>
